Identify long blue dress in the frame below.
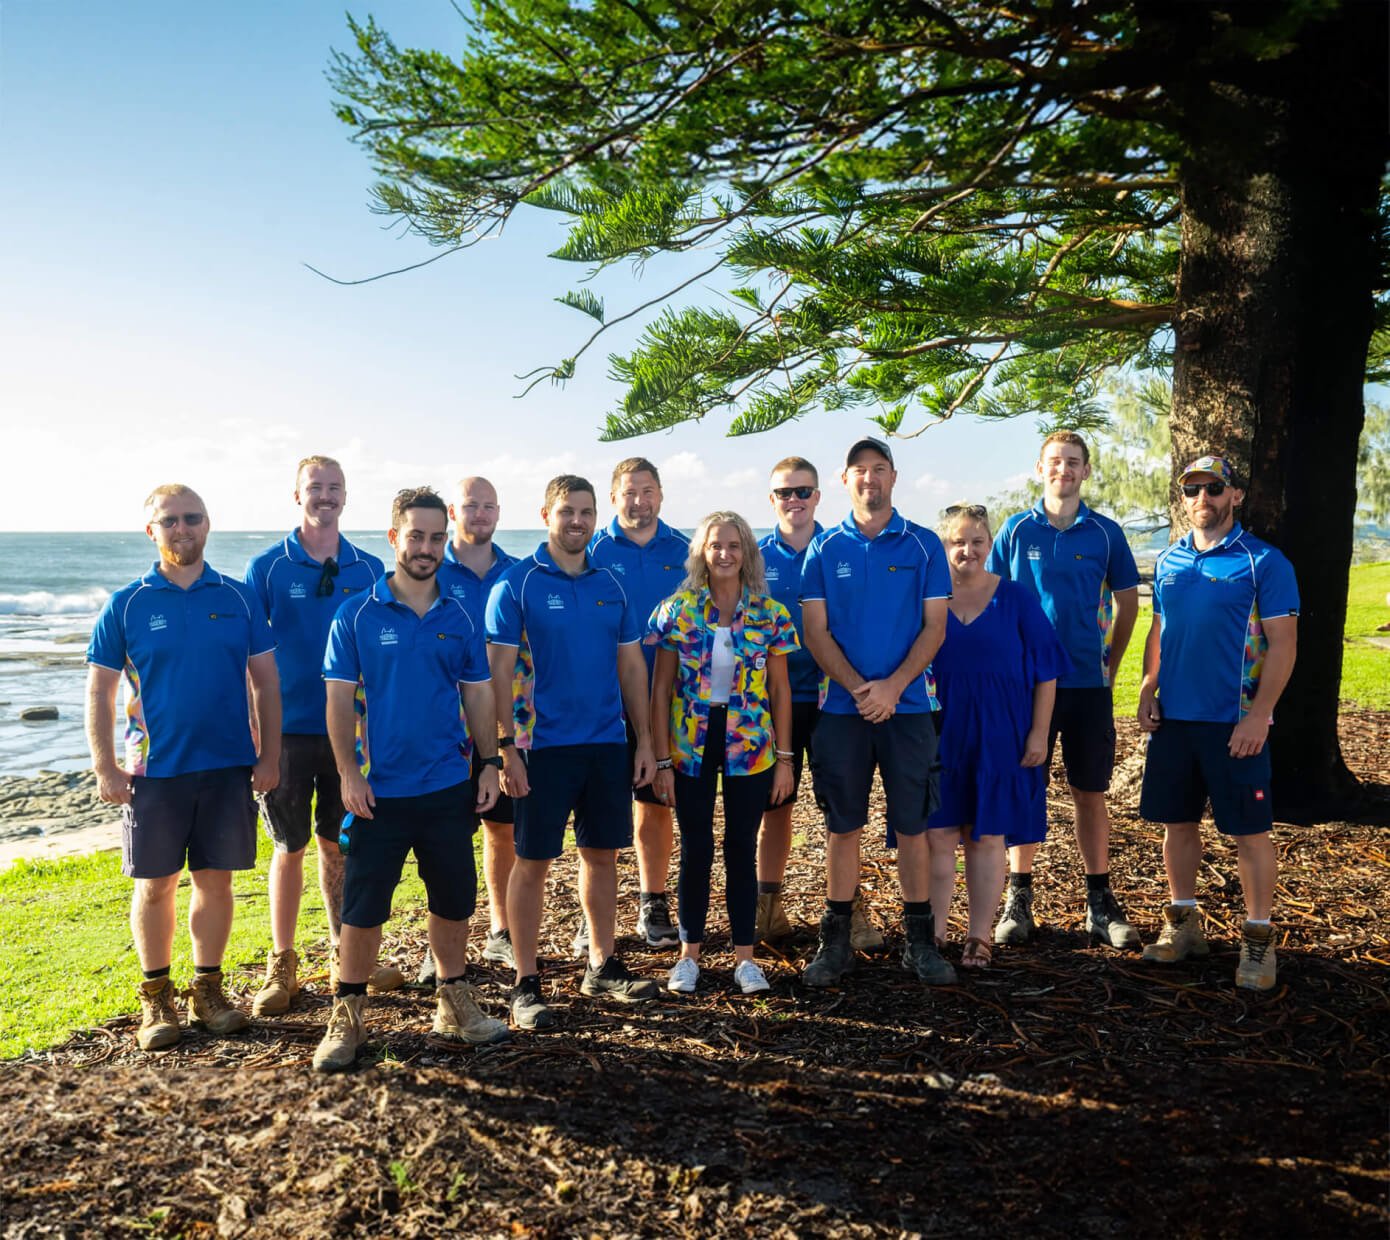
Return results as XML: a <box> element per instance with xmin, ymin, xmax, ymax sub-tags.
<box><xmin>927</xmin><ymin>579</ymin><xmax>1071</xmax><ymax>844</ymax></box>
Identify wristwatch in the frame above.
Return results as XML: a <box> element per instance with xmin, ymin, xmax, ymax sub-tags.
<box><xmin>479</xmin><ymin>755</ymin><xmax>504</xmax><ymax>771</ymax></box>
<box><xmin>498</xmin><ymin>736</ymin><xmax>516</xmax><ymax>749</ymax></box>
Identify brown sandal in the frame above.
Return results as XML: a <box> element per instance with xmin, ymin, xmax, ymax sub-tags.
<box><xmin>961</xmin><ymin>937</ymin><xmax>992</xmax><ymax>970</ymax></box>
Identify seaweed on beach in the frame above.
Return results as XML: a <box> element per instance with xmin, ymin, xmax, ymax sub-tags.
<box><xmin>1</xmin><ymin>714</ymin><xmax>1386</xmax><ymax>1238</ymax></box>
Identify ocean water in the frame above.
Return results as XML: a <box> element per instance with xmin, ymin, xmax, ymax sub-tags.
<box><xmin>0</xmin><ymin>529</ymin><xmax>556</xmax><ymax>778</ymax></box>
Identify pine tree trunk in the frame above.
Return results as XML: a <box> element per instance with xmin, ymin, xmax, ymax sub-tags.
<box><xmin>1165</xmin><ymin>4</ymin><xmax>1387</xmax><ymax>821</ymax></box>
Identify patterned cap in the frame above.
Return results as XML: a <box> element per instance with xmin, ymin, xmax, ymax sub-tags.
<box><xmin>1178</xmin><ymin>455</ymin><xmax>1234</xmax><ymax>484</ymax></box>
<box><xmin>845</xmin><ymin>436</ymin><xmax>894</xmax><ymax>467</ymax></box>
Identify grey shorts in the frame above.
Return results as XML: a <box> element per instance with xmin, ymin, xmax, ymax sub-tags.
<box><xmin>258</xmin><ymin>734</ymin><xmax>342</xmax><ymax>852</ymax></box>
<box><xmin>122</xmin><ymin>767</ymin><xmax>257</xmax><ymax>879</ymax></box>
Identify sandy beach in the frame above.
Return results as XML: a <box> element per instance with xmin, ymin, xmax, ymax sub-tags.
<box><xmin>0</xmin><ymin>769</ymin><xmax>121</xmax><ymax>868</ymax></box>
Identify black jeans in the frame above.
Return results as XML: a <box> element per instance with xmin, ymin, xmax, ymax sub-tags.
<box><xmin>672</xmin><ymin>706</ymin><xmax>774</xmax><ymax>946</ymax></box>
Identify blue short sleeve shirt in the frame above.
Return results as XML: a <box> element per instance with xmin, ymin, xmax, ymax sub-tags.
<box><xmin>800</xmin><ymin>511</ymin><xmax>951</xmax><ymax>715</ymax></box>
<box><xmin>759</xmin><ymin>524</ymin><xmax>824</xmax><ymax>703</ymax></box>
<box><xmin>322</xmin><ymin>575</ymin><xmax>491</xmax><ymax>797</ymax></box>
<box><xmin>1151</xmin><ymin>524</ymin><xmax>1300</xmax><ymax>724</ymax></box>
<box><xmin>87</xmin><ymin>563</ymin><xmax>276</xmax><ymax>778</ymax></box>
<box><xmin>986</xmin><ymin>501</ymin><xmax>1140</xmax><ymax>690</ymax></box>
<box><xmin>244</xmin><ymin>531</ymin><xmax>384</xmax><ymax>734</ymax></box>
<box><xmin>486</xmin><ymin>544</ymin><xmax>639</xmax><ymax>749</ymax></box>
<box><xmin>436</xmin><ymin>542</ymin><xmax>519</xmax><ymax>626</ymax></box>
<box><xmin>587</xmin><ymin>518</ymin><xmax>689</xmax><ymax>681</ymax></box>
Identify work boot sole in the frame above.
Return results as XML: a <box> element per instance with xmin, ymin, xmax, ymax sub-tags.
<box><xmin>251</xmin><ymin>987</ymin><xmax>297</xmax><ymax>1018</ymax></box>
<box><xmin>1089</xmin><ymin>923</ymin><xmax>1142</xmax><ymax>950</ymax></box>
<box><xmin>312</xmin><ymin>1048</ymin><xmax>362</xmax><ymax>1073</ymax></box>
<box><xmin>137</xmin><ymin>1026</ymin><xmax>181</xmax><ymax>1052</ymax></box>
<box><xmin>434</xmin><ymin>1021</ymin><xmax>511</xmax><ymax>1045</ymax></box>
<box><xmin>1141</xmin><ymin>942</ymin><xmax>1211</xmax><ymax>963</ymax></box>
<box><xmin>511</xmin><ymin>1003</ymin><xmax>556</xmax><ymax>1031</ymax></box>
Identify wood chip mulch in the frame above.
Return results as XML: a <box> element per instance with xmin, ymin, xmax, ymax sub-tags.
<box><xmin>2</xmin><ymin>712</ymin><xmax>1387</xmax><ymax>1238</ymax></box>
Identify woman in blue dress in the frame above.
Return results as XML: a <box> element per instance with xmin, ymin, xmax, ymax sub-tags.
<box><xmin>926</xmin><ymin>504</ymin><xmax>1070</xmax><ymax>969</ymax></box>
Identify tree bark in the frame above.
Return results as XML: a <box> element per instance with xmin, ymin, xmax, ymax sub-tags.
<box><xmin>1164</xmin><ymin>3</ymin><xmax>1387</xmax><ymax>821</ymax></box>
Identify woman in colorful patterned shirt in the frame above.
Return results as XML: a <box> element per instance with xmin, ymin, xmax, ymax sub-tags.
<box><xmin>650</xmin><ymin>511</ymin><xmax>800</xmax><ymax>995</ymax></box>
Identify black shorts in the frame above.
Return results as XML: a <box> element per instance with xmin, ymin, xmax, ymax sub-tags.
<box><xmin>122</xmin><ymin>767</ymin><xmax>257</xmax><ymax>879</ymax></box>
<box><xmin>513</xmin><ymin>744</ymin><xmax>633</xmax><ymax>860</ymax></box>
<box><xmin>1139</xmin><ymin>721</ymin><xmax>1274</xmax><ymax>836</ymax></box>
<box><xmin>471</xmin><ymin>765</ymin><xmax>514</xmax><ymax>826</ymax></box>
<box><xmin>1047</xmin><ymin>687</ymin><xmax>1117</xmax><ymax>793</ymax></box>
<box><xmin>767</xmin><ymin>699</ymin><xmax>819</xmax><ymax>809</ymax></box>
<box><xmin>258</xmin><ymin>734</ymin><xmax>342</xmax><ymax>852</ymax></box>
<box><xmin>625</xmin><ymin>717</ymin><xmax>665</xmax><ymax>807</ymax></box>
<box><xmin>810</xmin><ymin>711</ymin><xmax>941</xmax><ymax>841</ymax></box>
<box><xmin>340</xmin><ymin>780</ymin><xmax>478</xmax><ymax>928</ymax></box>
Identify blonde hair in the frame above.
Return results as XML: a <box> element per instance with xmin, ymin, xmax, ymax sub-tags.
<box><xmin>143</xmin><ymin>484</ymin><xmax>200</xmax><ymax>515</ymax></box>
<box><xmin>296</xmin><ymin>455</ymin><xmax>343</xmax><ymax>487</ymax></box>
<box><xmin>682</xmin><ymin>511</ymin><xmax>767</xmax><ymax>595</ymax></box>
<box><xmin>939</xmin><ymin>501</ymin><xmax>992</xmax><ymax>540</ymax></box>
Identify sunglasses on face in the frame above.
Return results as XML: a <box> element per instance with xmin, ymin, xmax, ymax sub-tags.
<box><xmin>152</xmin><ymin>513</ymin><xmax>206</xmax><ymax>529</ymax></box>
<box><xmin>316</xmin><ymin>557</ymin><xmax>340</xmax><ymax>597</ymax></box>
<box><xmin>773</xmin><ymin>486</ymin><xmax>815</xmax><ymax>501</ymax></box>
<box><xmin>1181</xmin><ymin>482</ymin><xmax>1227</xmax><ymax>498</ymax></box>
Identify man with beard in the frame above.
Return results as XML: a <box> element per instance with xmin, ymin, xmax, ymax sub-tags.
<box><xmin>86</xmin><ymin>484</ymin><xmax>281</xmax><ymax>1050</ymax></box>
<box><xmin>799</xmin><ymin>439</ymin><xmax>956</xmax><ymax>988</ymax></box>
<box><xmin>1138</xmin><ymin>457</ymin><xmax>1298</xmax><ymax>992</ymax></box>
<box><xmin>586</xmin><ymin>458</ymin><xmax>689</xmax><ymax>950</ymax></box>
<box><xmin>313</xmin><ymin>487</ymin><xmax>508</xmax><ymax>1071</ymax></box>
<box><xmin>244</xmin><ymin>456</ymin><xmax>398</xmax><ymax>1016</ymax></box>
<box><xmin>987</xmin><ymin>432</ymin><xmax>1142</xmax><ymax>950</ymax></box>
<box><xmin>488</xmin><ymin>475</ymin><xmax>659</xmax><ymax>1030</ymax></box>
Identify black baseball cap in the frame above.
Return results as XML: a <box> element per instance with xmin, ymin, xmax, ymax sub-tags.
<box><xmin>845</xmin><ymin>436</ymin><xmax>894</xmax><ymax>467</ymax></box>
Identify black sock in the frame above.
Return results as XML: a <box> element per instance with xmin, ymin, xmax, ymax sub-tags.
<box><xmin>142</xmin><ymin>965</ymin><xmax>170</xmax><ymax>981</ymax></box>
<box><xmin>337</xmin><ymin>980</ymin><xmax>368</xmax><ymax>997</ymax></box>
<box><xmin>194</xmin><ymin>964</ymin><xmax>220</xmax><ymax>975</ymax></box>
<box><xmin>1085</xmin><ymin>872</ymin><xmax>1111</xmax><ymax>892</ymax></box>
<box><xmin>903</xmin><ymin>901</ymin><xmax>931</xmax><ymax>918</ymax></box>
<box><xmin>827</xmin><ymin>899</ymin><xmax>853</xmax><ymax>917</ymax></box>
<box><xmin>758</xmin><ymin>880</ymin><xmax>782</xmax><ymax>895</ymax></box>
<box><xmin>1010</xmin><ymin>872</ymin><xmax>1033</xmax><ymax>889</ymax></box>
<box><xmin>443</xmin><ymin>973</ymin><xmax>467</xmax><ymax>986</ymax></box>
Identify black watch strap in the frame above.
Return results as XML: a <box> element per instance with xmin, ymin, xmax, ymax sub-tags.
<box><xmin>498</xmin><ymin>736</ymin><xmax>516</xmax><ymax>749</ymax></box>
<box><xmin>479</xmin><ymin>754</ymin><xmax>504</xmax><ymax>770</ymax></box>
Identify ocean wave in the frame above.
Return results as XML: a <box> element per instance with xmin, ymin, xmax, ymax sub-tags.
<box><xmin>0</xmin><ymin>589</ymin><xmax>110</xmax><ymax>617</ymax></box>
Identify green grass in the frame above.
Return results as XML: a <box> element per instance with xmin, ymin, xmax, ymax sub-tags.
<box><xmin>0</xmin><ymin>831</ymin><xmax>440</xmax><ymax>1059</ymax></box>
<box><xmin>1110</xmin><ymin>562</ymin><xmax>1390</xmax><ymax>716</ymax></box>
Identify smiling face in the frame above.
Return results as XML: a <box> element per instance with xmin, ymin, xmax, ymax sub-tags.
<box><xmin>451</xmin><ymin>477</ymin><xmax>500</xmax><ymax>545</ymax></box>
<box><xmin>388</xmin><ymin>505</ymin><xmax>448</xmax><ymax>582</ymax></box>
<box><xmin>613</xmin><ymin>469</ymin><xmax>662</xmax><ymax>534</ymax></box>
<box><xmin>544</xmin><ymin>487</ymin><xmax>598</xmax><ymax>556</ymax></box>
<box><xmin>703</xmin><ymin>521</ymin><xmax>744</xmax><ymax>588</ymax></box>
<box><xmin>296</xmin><ymin>462</ymin><xmax>346</xmax><ymax>529</ymax></box>
<box><xmin>1182</xmin><ymin>471</ymin><xmax>1242</xmax><ymax>534</ymax></box>
<box><xmin>769</xmin><ymin>467</ymin><xmax>820</xmax><ymax>535</ymax></box>
<box><xmin>1037</xmin><ymin>441</ymin><xmax>1091</xmax><ymax>502</ymax></box>
<box><xmin>943</xmin><ymin>517</ymin><xmax>991</xmax><ymax>581</ymax></box>
<box><xmin>842</xmin><ymin>448</ymin><xmax>896</xmax><ymax>518</ymax></box>
<box><xmin>146</xmin><ymin>489</ymin><xmax>210</xmax><ymax>568</ymax></box>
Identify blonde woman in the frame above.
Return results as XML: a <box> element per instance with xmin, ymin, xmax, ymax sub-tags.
<box><xmin>925</xmin><ymin>504</ymin><xmax>1069</xmax><ymax>968</ymax></box>
<box><xmin>649</xmin><ymin>512</ymin><xmax>799</xmax><ymax>995</ymax></box>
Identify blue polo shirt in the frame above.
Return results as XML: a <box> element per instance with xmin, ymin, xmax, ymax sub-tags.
<box><xmin>1151</xmin><ymin>523</ymin><xmax>1300</xmax><ymax>724</ymax></box>
<box><xmin>486</xmin><ymin>544</ymin><xmax>640</xmax><ymax>749</ymax></box>
<box><xmin>437</xmin><ymin>542</ymin><xmax>518</xmax><ymax>625</ymax></box>
<box><xmin>87</xmin><ymin>563</ymin><xmax>275</xmax><ymax>779</ymax></box>
<box><xmin>759</xmin><ymin>523</ymin><xmax>824</xmax><ymax>703</ymax></box>
<box><xmin>987</xmin><ymin>501</ymin><xmax>1140</xmax><ymax>690</ymax></box>
<box><xmin>800</xmin><ymin>511</ymin><xmax>951</xmax><ymax>715</ymax></box>
<box><xmin>587</xmin><ymin>517</ymin><xmax>689</xmax><ymax>679</ymax></box>
<box><xmin>244</xmin><ymin>531</ymin><xmax>383</xmax><ymax>734</ymax></box>
<box><xmin>323</xmin><ymin>576</ymin><xmax>491</xmax><ymax>798</ymax></box>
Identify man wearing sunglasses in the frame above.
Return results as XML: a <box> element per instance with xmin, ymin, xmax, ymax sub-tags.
<box><xmin>1137</xmin><ymin>456</ymin><xmax>1298</xmax><ymax>991</ymax></box>
<box><xmin>244</xmin><ymin>456</ymin><xmax>392</xmax><ymax>1017</ymax></box>
<box><xmin>87</xmin><ymin>485</ymin><xmax>282</xmax><ymax>1051</ymax></box>
<box><xmin>987</xmin><ymin>431</ymin><xmax>1142</xmax><ymax>952</ymax></box>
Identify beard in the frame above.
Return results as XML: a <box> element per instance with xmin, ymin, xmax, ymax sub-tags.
<box><xmin>399</xmin><ymin>556</ymin><xmax>439</xmax><ymax>581</ymax></box>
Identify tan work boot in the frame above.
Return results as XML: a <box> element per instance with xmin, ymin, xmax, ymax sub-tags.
<box><xmin>755</xmin><ymin>890</ymin><xmax>794</xmax><ymax>943</ymax></box>
<box><xmin>251</xmin><ymin>948</ymin><xmax>300</xmax><ymax>1017</ymax></box>
<box><xmin>1141</xmin><ymin>904</ymin><xmax>1210</xmax><ymax>964</ymax></box>
<box><xmin>433</xmin><ymin>981</ymin><xmax>511</xmax><ymax>1045</ymax></box>
<box><xmin>1235</xmin><ymin>921</ymin><xmax>1278</xmax><ymax>991</ymax></box>
<box><xmin>313</xmin><ymin>994</ymin><xmax>368</xmax><ymax>1072</ymax></box>
<box><xmin>369</xmin><ymin>963</ymin><xmax>406</xmax><ymax>993</ymax></box>
<box><xmin>850</xmin><ymin>890</ymin><xmax>885</xmax><ymax>952</ymax></box>
<box><xmin>188</xmin><ymin>970</ymin><xmax>250</xmax><ymax>1035</ymax></box>
<box><xmin>136</xmin><ymin>976</ymin><xmax>181</xmax><ymax>1051</ymax></box>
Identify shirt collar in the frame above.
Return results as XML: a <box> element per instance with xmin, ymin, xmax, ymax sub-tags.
<box><xmin>771</xmin><ymin>521</ymin><xmax>822</xmax><ymax>554</ymax></box>
<box><xmin>141</xmin><ymin>561</ymin><xmax>221</xmax><ymax>590</ymax></box>
<box><xmin>1029</xmin><ymin>499</ymin><xmax>1092</xmax><ymax>527</ymax></box>
<box><xmin>837</xmin><ymin>509</ymin><xmax>905</xmax><ymax>543</ymax></box>
<box><xmin>1179</xmin><ymin>520</ymin><xmax>1244</xmax><ymax>554</ymax></box>
<box><xmin>533</xmin><ymin>543</ymin><xmax>594</xmax><ymax>576</ymax></box>
<box><xmin>605</xmin><ymin>515</ymin><xmax>682</xmax><ymax>549</ymax></box>
<box><xmin>444</xmin><ymin>540</ymin><xmax>511</xmax><ymax>575</ymax></box>
<box><xmin>286</xmin><ymin>528</ymin><xmax>360</xmax><ymax>567</ymax></box>
<box><xmin>697</xmin><ymin>586</ymin><xmax>749</xmax><ymax>625</ymax></box>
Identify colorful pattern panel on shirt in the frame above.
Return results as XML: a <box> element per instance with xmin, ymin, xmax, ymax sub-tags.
<box><xmin>122</xmin><ymin>662</ymin><xmax>149</xmax><ymax>776</ymax></box>
<box><xmin>648</xmin><ymin>588</ymin><xmax>800</xmax><ymax>777</ymax></box>
<box><xmin>1242</xmin><ymin>605</ymin><xmax>1268</xmax><ymax>719</ymax></box>
<box><xmin>1097</xmin><ymin>583</ymin><xmax>1115</xmax><ymax>683</ymax></box>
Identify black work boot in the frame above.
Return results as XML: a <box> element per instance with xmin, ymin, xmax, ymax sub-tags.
<box><xmin>902</xmin><ymin>913</ymin><xmax>957</xmax><ymax>985</ymax></box>
<box><xmin>802</xmin><ymin>911</ymin><xmax>854</xmax><ymax>987</ymax></box>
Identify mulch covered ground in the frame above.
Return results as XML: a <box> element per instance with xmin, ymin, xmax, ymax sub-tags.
<box><xmin>3</xmin><ymin>714</ymin><xmax>1387</xmax><ymax>1238</ymax></box>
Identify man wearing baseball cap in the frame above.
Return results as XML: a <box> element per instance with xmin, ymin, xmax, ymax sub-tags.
<box><xmin>1137</xmin><ymin>455</ymin><xmax>1299</xmax><ymax>991</ymax></box>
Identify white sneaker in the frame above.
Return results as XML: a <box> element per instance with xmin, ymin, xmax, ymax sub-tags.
<box><xmin>734</xmin><ymin>959</ymin><xmax>771</xmax><ymax>994</ymax></box>
<box><xmin>667</xmin><ymin>957</ymin><xmax>699</xmax><ymax>993</ymax></box>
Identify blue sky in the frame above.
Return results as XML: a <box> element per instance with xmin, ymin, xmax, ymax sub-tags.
<box><xmin>1</xmin><ymin>0</ymin><xmax>1046</xmax><ymax>532</ymax></box>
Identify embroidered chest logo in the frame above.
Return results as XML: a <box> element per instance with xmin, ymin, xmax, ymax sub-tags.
<box><xmin>610</xmin><ymin>563</ymin><xmax>626</xmax><ymax>574</ymax></box>
<box><xmin>835</xmin><ymin>561</ymin><xmax>852</xmax><ymax>579</ymax></box>
<box><xmin>1027</xmin><ymin>545</ymin><xmax>1043</xmax><ymax>561</ymax></box>
<box><xmin>379</xmin><ymin>626</ymin><xmax>398</xmax><ymax>646</ymax></box>
<box><xmin>148</xmin><ymin>613</ymin><xmax>168</xmax><ymax>632</ymax></box>
<box><xmin>289</xmin><ymin>581</ymin><xmax>307</xmax><ymax>599</ymax></box>
<box><xmin>765</xmin><ymin>567</ymin><xmax>779</xmax><ymax>581</ymax></box>
<box><xmin>546</xmin><ymin>593</ymin><xmax>565</xmax><ymax>611</ymax></box>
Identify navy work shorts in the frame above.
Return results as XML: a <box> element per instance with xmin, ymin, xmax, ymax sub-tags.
<box><xmin>122</xmin><ymin>766</ymin><xmax>257</xmax><ymax>879</ymax></box>
<box><xmin>513</xmin><ymin>743</ymin><xmax>634</xmax><ymax>860</ymax></box>
<box><xmin>258</xmin><ymin>733</ymin><xmax>341</xmax><ymax>852</ymax></box>
<box><xmin>810</xmin><ymin>711</ymin><xmax>941</xmax><ymax>841</ymax></box>
<box><xmin>1139</xmin><ymin>721</ymin><xmax>1274</xmax><ymax>836</ymax></box>
<box><xmin>1047</xmin><ymin>687</ymin><xmax>1117</xmax><ymax>793</ymax></box>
